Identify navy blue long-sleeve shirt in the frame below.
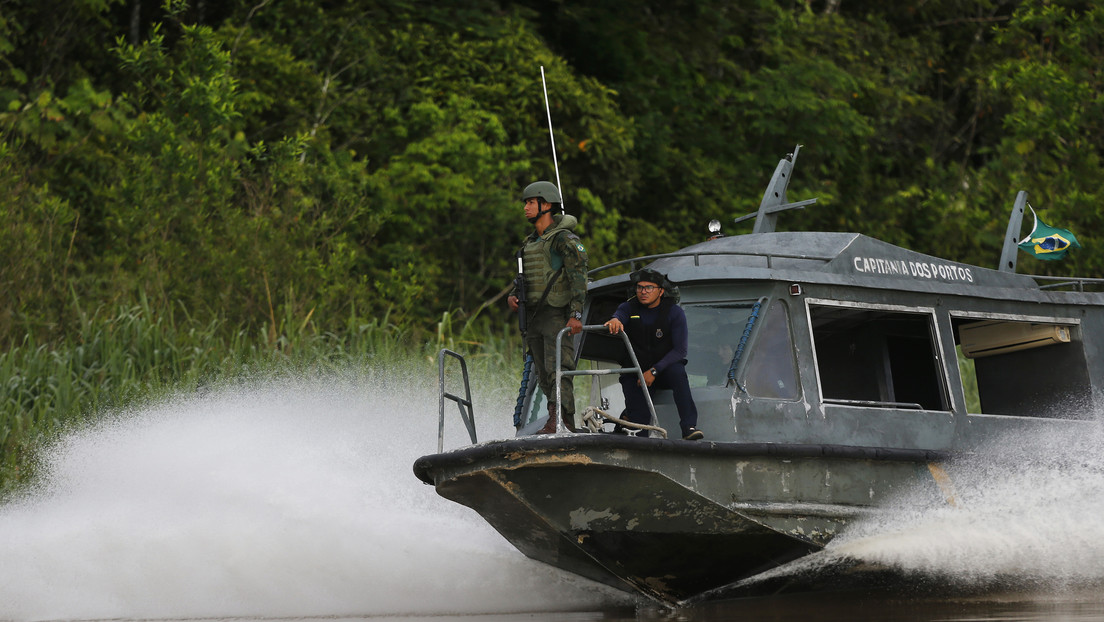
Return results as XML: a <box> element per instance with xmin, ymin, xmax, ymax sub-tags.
<box><xmin>611</xmin><ymin>300</ymin><xmax>689</xmax><ymax>374</ymax></box>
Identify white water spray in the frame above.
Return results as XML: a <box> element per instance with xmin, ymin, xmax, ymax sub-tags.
<box><xmin>825</xmin><ymin>425</ymin><xmax>1104</xmax><ymax>588</ymax></box>
<box><xmin>741</xmin><ymin>426</ymin><xmax>1104</xmax><ymax>596</ymax></box>
<box><xmin>704</xmin><ymin>423</ymin><xmax>1104</xmax><ymax>600</ymax></box>
<box><xmin>0</xmin><ymin>369</ymin><xmax>630</xmax><ymax>620</ymax></box>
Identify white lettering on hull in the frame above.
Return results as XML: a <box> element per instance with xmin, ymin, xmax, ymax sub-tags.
<box><xmin>852</xmin><ymin>256</ymin><xmax>974</xmax><ymax>283</ymax></box>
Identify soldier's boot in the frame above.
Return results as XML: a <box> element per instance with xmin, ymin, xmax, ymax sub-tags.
<box><xmin>537</xmin><ymin>406</ymin><xmax>558</xmax><ymax>434</ymax></box>
<box><xmin>554</xmin><ymin>401</ymin><xmax>579</xmax><ymax>433</ymax></box>
<box><xmin>562</xmin><ymin>410</ymin><xmax>578</xmax><ymax>433</ymax></box>
<box><xmin>538</xmin><ymin>402</ymin><xmax>577</xmax><ymax>434</ymax></box>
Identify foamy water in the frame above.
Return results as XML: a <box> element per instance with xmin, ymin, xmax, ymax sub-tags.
<box><xmin>685</xmin><ymin>422</ymin><xmax>1104</xmax><ymax>605</ymax></box>
<box><xmin>826</xmin><ymin>425</ymin><xmax>1104</xmax><ymax>587</ymax></box>
<box><xmin>0</xmin><ymin>369</ymin><xmax>631</xmax><ymax>621</ymax></box>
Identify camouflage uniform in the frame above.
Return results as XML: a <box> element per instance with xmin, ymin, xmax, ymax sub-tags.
<box><xmin>514</xmin><ymin>213</ymin><xmax>588</xmax><ymax>424</ymax></box>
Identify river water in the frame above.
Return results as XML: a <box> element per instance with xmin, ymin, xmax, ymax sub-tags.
<box><xmin>2</xmin><ymin>368</ymin><xmax>1104</xmax><ymax>621</ymax></box>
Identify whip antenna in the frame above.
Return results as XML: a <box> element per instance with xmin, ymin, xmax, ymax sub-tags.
<box><xmin>540</xmin><ymin>66</ymin><xmax>565</xmax><ymax>212</ymax></box>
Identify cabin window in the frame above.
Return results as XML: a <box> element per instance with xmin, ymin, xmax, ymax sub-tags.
<box><xmin>810</xmin><ymin>304</ymin><xmax>949</xmax><ymax>411</ymax></box>
<box><xmin>952</xmin><ymin>317</ymin><xmax>1091</xmax><ymax>419</ymax></box>
<box><xmin>742</xmin><ymin>299</ymin><xmax>799</xmax><ymax>399</ymax></box>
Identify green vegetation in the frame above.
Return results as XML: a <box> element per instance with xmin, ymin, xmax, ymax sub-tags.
<box><xmin>0</xmin><ymin>299</ymin><xmax>521</xmax><ymax>497</ymax></box>
<box><xmin>3</xmin><ymin>1</ymin><xmax>1104</xmax><ymax>489</ymax></box>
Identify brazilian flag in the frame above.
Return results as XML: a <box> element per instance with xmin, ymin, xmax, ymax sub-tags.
<box><xmin>1018</xmin><ymin>207</ymin><xmax>1081</xmax><ymax>260</ymax></box>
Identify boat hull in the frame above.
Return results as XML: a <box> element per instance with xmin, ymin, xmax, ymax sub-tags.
<box><xmin>413</xmin><ymin>434</ymin><xmax>948</xmax><ymax>604</ymax></box>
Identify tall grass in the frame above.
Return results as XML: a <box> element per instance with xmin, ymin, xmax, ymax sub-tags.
<box><xmin>0</xmin><ymin>300</ymin><xmax>524</xmax><ymax>498</ymax></box>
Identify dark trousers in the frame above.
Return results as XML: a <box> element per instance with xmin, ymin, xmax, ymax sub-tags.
<box><xmin>619</xmin><ymin>361</ymin><xmax>698</xmax><ymax>436</ymax></box>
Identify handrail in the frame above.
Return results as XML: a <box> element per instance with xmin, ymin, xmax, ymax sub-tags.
<box><xmin>588</xmin><ymin>249</ymin><xmax>834</xmax><ymax>279</ymax></box>
<box><xmin>1033</xmin><ymin>275</ymin><xmax>1104</xmax><ymax>292</ymax></box>
<box><xmin>728</xmin><ymin>296</ymin><xmax>767</xmax><ymax>388</ymax></box>
<box><xmin>437</xmin><ymin>349</ymin><xmax>477</xmax><ymax>453</ymax></box>
<box><xmin>554</xmin><ymin>325</ymin><xmax>659</xmax><ymax>436</ymax></box>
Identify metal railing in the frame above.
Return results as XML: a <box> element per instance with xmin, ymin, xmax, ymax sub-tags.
<box><xmin>1033</xmin><ymin>275</ymin><xmax>1104</xmax><ymax>292</ymax></box>
<box><xmin>553</xmin><ymin>325</ymin><xmax>659</xmax><ymax>436</ymax></box>
<box><xmin>437</xmin><ymin>349</ymin><xmax>476</xmax><ymax>453</ymax></box>
<box><xmin>587</xmin><ymin>249</ymin><xmax>834</xmax><ymax>280</ymax></box>
<box><xmin>437</xmin><ymin>327</ymin><xmax>674</xmax><ymax>444</ymax></box>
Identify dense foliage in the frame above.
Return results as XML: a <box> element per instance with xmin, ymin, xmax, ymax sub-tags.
<box><xmin>4</xmin><ymin>0</ymin><xmax>1104</xmax><ymax>343</ymax></box>
<box><xmin>3</xmin><ymin>0</ymin><xmax>1104</xmax><ymax>485</ymax></box>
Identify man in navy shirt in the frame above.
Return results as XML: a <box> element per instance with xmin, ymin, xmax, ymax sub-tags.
<box><xmin>604</xmin><ymin>268</ymin><xmax>704</xmax><ymax>440</ymax></box>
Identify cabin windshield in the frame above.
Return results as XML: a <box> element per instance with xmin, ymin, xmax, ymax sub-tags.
<box><xmin>738</xmin><ymin>298</ymin><xmax>799</xmax><ymax>399</ymax></box>
<box><xmin>810</xmin><ymin>303</ymin><xmax>950</xmax><ymax>411</ymax></box>
<box><xmin>576</xmin><ymin>298</ymin><xmax>764</xmax><ymax>415</ymax></box>
<box><xmin>684</xmin><ymin>303</ymin><xmax>757</xmax><ymax>387</ymax></box>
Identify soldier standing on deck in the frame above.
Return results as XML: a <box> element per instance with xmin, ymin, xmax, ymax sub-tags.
<box><xmin>507</xmin><ymin>181</ymin><xmax>588</xmax><ymax>434</ymax></box>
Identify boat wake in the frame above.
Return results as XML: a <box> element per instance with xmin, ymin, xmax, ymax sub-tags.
<box><xmin>0</xmin><ymin>369</ymin><xmax>633</xmax><ymax>620</ymax></box>
<box><xmin>700</xmin><ymin>422</ymin><xmax>1104</xmax><ymax>600</ymax></box>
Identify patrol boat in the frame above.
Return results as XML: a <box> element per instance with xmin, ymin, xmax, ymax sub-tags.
<box><xmin>413</xmin><ymin>146</ymin><xmax>1103</xmax><ymax>605</ymax></box>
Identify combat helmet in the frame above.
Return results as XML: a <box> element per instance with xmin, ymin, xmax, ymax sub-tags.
<box><xmin>521</xmin><ymin>181</ymin><xmax>562</xmax><ymax>205</ymax></box>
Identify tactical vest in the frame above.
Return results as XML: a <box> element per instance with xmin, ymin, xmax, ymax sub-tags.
<box><xmin>626</xmin><ymin>298</ymin><xmax>675</xmax><ymax>370</ymax></box>
<box><xmin>522</xmin><ymin>229</ymin><xmax>574</xmax><ymax>308</ymax></box>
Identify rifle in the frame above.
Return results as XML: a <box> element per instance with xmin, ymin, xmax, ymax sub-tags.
<box><xmin>514</xmin><ymin>248</ymin><xmax>527</xmax><ymax>336</ymax></box>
